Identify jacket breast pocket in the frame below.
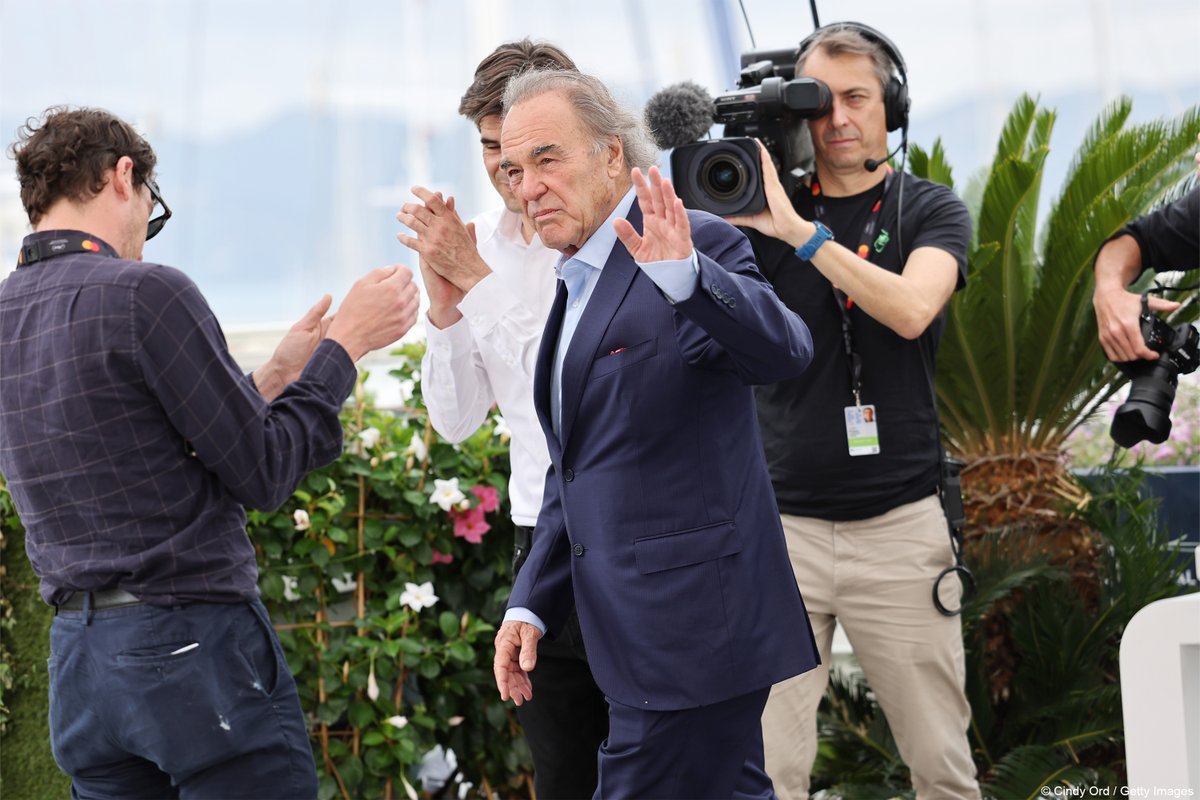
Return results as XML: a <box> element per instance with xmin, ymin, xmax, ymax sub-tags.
<box><xmin>633</xmin><ymin>520</ymin><xmax>742</xmax><ymax>575</ymax></box>
<box><xmin>591</xmin><ymin>337</ymin><xmax>658</xmax><ymax>379</ymax></box>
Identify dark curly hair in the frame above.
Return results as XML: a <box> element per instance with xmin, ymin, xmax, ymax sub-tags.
<box><xmin>9</xmin><ymin>106</ymin><xmax>157</xmax><ymax>226</ymax></box>
<box><xmin>458</xmin><ymin>38</ymin><xmax>577</xmax><ymax>127</ymax></box>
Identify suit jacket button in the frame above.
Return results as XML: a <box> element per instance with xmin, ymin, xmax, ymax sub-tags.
<box><xmin>572</xmin><ymin>543</ymin><xmax>585</xmax><ymax>557</ymax></box>
<box><xmin>563</xmin><ymin>468</ymin><xmax>575</xmax><ymax>482</ymax></box>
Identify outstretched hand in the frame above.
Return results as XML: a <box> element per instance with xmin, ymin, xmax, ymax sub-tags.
<box><xmin>613</xmin><ymin>166</ymin><xmax>694</xmax><ymax>263</ymax></box>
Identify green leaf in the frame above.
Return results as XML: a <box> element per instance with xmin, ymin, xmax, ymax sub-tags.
<box><xmin>362</xmin><ymin>731</ymin><xmax>386</xmax><ymax>746</ymax></box>
<box><xmin>448</xmin><ymin>641</ymin><xmax>475</xmax><ymax>664</ymax></box>
<box><xmin>348</xmin><ymin>702</ymin><xmax>374</xmax><ymax>729</ymax></box>
<box><xmin>438</xmin><ymin>611</ymin><xmax>459</xmax><ymax>639</ymax></box>
<box><xmin>338</xmin><ymin>754</ymin><xmax>364</xmax><ymax>789</ymax></box>
<box><xmin>419</xmin><ymin>658</ymin><xmax>441</xmax><ymax>679</ymax></box>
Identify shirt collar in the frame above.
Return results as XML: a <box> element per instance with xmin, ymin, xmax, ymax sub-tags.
<box><xmin>555</xmin><ymin>187</ymin><xmax>636</xmax><ymax>277</ymax></box>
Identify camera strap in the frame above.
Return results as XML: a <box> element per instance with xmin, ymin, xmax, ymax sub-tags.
<box><xmin>809</xmin><ymin>167</ymin><xmax>895</xmax><ymax>405</ymax></box>
<box><xmin>17</xmin><ymin>233</ymin><xmax>118</xmax><ymax>268</ymax></box>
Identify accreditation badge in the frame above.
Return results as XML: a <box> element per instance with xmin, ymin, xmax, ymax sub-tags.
<box><xmin>844</xmin><ymin>404</ymin><xmax>880</xmax><ymax>456</ymax></box>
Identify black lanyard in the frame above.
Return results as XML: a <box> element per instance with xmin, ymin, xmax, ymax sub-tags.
<box><xmin>16</xmin><ymin>232</ymin><xmax>118</xmax><ymax>268</ymax></box>
<box><xmin>808</xmin><ymin>168</ymin><xmax>895</xmax><ymax>404</ymax></box>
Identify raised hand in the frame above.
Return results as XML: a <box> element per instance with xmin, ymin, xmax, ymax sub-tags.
<box><xmin>253</xmin><ymin>294</ymin><xmax>334</xmax><ymax>401</ymax></box>
<box><xmin>613</xmin><ymin>166</ymin><xmax>694</xmax><ymax>263</ymax></box>
<box><xmin>396</xmin><ymin>188</ymin><xmax>491</xmax><ymax>293</ymax></box>
<box><xmin>325</xmin><ymin>265</ymin><xmax>420</xmax><ymax>362</ymax></box>
<box><xmin>723</xmin><ymin>141</ymin><xmax>809</xmax><ymax>247</ymax></box>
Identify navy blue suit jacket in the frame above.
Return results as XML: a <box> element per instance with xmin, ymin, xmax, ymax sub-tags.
<box><xmin>508</xmin><ymin>202</ymin><xmax>820</xmax><ymax>711</ymax></box>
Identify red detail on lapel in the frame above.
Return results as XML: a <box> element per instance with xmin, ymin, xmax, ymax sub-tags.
<box><xmin>609</xmin><ymin>348</ymin><xmax>626</xmax><ymax>355</ymax></box>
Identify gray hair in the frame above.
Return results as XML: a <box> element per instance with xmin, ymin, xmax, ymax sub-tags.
<box><xmin>501</xmin><ymin>68</ymin><xmax>658</xmax><ymax>172</ymax></box>
<box><xmin>796</xmin><ymin>26</ymin><xmax>894</xmax><ymax>95</ymax></box>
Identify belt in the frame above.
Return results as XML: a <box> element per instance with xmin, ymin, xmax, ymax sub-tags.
<box><xmin>514</xmin><ymin>525</ymin><xmax>533</xmax><ymax>551</ymax></box>
<box><xmin>56</xmin><ymin>588</ymin><xmax>143</xmax><ymax>611</ymax></box>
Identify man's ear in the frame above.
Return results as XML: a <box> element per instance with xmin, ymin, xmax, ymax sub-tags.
<box><xmin>606</xmin><ymin>135</ymin><xmax>625</xmax><ymax>179</ymax></box>
<box><xmin>110</xmin><ymin>156</ymin><xmax>137</xmax><ymax>202</ymax></box>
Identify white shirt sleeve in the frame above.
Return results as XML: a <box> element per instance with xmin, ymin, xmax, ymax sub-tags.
<box><xmin>502</xmin><ymin>606</ymin><xmax>548</xmax><ymax>634</ymax></box>
<box><xmin>421</xmin><ymin>314</ymin><xmax>496</xmax><ymax>443</ymax></box>
<box><xmin>456</xmin><ymin>271</ymin><xmax>547</xmax><ymax>382</ymax></box>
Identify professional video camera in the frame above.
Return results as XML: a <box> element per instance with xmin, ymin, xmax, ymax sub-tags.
<box><xmin>1110</xmin><ymin>296</ymin><xmax>1200</xmax><ymax>447</ymax></box>
<box><xmin>644</xmin><ymin>48</ymin><xmax>831</xmax><ymax>217</ymax></box>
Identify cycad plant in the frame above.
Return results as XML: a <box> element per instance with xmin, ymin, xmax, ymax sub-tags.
<box><xmin>911</xmin><ymin>94</ymin><xmax>1200</xmax><ymax>537</ymax></box>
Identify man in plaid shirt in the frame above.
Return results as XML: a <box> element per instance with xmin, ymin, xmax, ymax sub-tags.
<box><xmin>0</xmin><ymin>106</ymin><xmax>417</xmax><ymax>799</ymax></box>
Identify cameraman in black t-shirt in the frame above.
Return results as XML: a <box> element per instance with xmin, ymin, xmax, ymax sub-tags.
<box><xmin>725</xmin><ymin>22</ymin><xmax>980</xmax><ymax>800</ymax></box>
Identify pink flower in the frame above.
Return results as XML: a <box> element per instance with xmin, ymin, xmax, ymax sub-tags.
<box><xmin>471</xmin><ymin>484</ymin><xmax>500</xmax><ymax>513</ymax></box>
<box><xmin>431</xmin><ymin>549</ymin><xmax>454</xmax><ymax>565</ymax></box>
<box><xmin>452</xmin><ymin>506</ymin><xmax>491</xmax><ymax>544</ymax></box>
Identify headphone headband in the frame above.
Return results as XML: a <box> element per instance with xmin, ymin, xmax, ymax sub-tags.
<box><xmin>796</xmin><ymin>21</ymin><xmax>909</xmax><ymax>133</ymax></box>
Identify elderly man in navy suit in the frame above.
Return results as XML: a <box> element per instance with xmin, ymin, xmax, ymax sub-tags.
<box><xmin>486</xmin><ymin>69</ymin><xmax>820</xmax><ymax>799</ymax></box>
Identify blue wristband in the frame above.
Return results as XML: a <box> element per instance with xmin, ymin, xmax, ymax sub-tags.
<box><xmin>795</xmin><ymin>221</ymin><xmax>834</xmax><ymax>261</ymax></box>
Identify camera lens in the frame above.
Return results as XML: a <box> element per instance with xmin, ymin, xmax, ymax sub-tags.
<box><xmin>1110</xmin><ymin>361</ymin><xmax>1177</xmax><ymax>446</ymax></box>
<box><xmin>700</xmin><ymin>154</ymin><xmax>747</xmax><ymax>201</ymax></box>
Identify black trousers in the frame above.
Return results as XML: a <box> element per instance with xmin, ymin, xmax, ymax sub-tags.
<box><xmin>513</xmin><ymin>526</ymin><xmax>609</xmax><ymax>799</ymax></box>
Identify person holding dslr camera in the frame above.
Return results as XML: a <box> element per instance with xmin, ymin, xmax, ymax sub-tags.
<box><xmin>1092</xmin><ymin>154</ymin><xmax>1198</xmax><ymax>447</ymax></box>
<box><xmin>724</xmin><ymin>22</ymin><xmax>981</xmax><ymax>800</ymax></box>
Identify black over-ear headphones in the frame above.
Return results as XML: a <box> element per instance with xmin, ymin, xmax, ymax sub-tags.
<box><xmin>796</xmin><ymin>21</ymin><xmax>910</xmax><ymax>133</ymax></box>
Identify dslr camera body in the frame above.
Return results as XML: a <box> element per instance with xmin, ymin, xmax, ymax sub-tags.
<box><xmin>671</xmin><ymin>49</ymin><xmax>830</xmax><ymax>217</ymax></box>
<box><xmin>1110</xmin><ymin>300</ymin><xmax>1200</xmax><ymax>447</ymax></box>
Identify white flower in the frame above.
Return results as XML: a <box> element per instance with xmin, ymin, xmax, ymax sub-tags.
<box><xmin>458</xmin><ymin>499</ymin><xmax>471</xmax><ymax>511</ymax></box>
<box><xmin>403</xmin><ymin>433</ymin><xmax>426</xmax><ymax>461</ymax></box>
<box><xmin>448</xmin><ymin>715</ymin><xmax>464</xmax><ymax>727</ymax></box>
<box><xmin>429</xmin><ymin>478</ymin><xmax>465</xmax><ymax>511</ymax></box>
<box><xmin>492</xmin><ymin>414</ymin><xmax>511</xmax><ymax>439</ymax></box>
<box><xmin>293</xmin><ymin>509</ymin><xmax>311</xmax><ymax>531</ymax></box>
<box><xmin>358</xmin><ymin>427</ymin><xmax>382</xmax><ymax>449</ymax></box>
<box><xmin>367</xmin><ymin>663</ymin><xmax>380</xmax><ymax>701</ymax></box>
<box><xmin>385</xmin><ymin>715</ymin><xmax>409</xmax><ymax>729</ymax></box>
<box><xmin>399</xmin><ymin>581</ymin><xmax>439</xmax><ymax>612</ymax></box>
<box><xmin>382</xmin><ymin>450</ymin><xmax>399</xmax><ymax>462</ymax></box>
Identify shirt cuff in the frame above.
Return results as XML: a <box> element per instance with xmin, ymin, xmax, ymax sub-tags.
<box><xmin>457</xmin><ymin>272</ymin><xmax>522</xmax><ymax>334</ymax></box>
<box><xmin>637</xmin><ymin>252</ymin><xmax>699</xmax><ymax>303</ymax></box>
<box><xmin>503</xmin><ymin>606</ymin><xmax>547</xmax><ymax>635</ymax></box>
<box><xmin>424</xmin><ymin>310</ymin><xmax>474</xmax><ymax>354</ymax></box>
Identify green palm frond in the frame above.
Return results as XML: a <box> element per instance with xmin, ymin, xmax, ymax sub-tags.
<box><xmin>907</xmin><ymin>140</ymin><xmax>955</xmax><ymax>190</ymax></box>
<box><xmin>982</xmin><ymin>744</ymin><xmax>1108</xmax><ymax>800</ymax></box>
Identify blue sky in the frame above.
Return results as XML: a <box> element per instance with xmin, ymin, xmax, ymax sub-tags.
<box><xmin>1</xmin><ymin>0</ymin><xmax>1196</xmax><ymax>325</ymax></box>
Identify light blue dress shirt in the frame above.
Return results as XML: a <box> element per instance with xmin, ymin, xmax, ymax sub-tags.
<box><xmin>505</xmin><ymin>188</ymin><xmax>701</xmax><ymax>635</ymax></box>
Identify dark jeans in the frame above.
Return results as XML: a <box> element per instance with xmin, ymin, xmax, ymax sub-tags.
<box><xmin>49</xmin><ymin>598</ymin><xmax>317</xmax><ymax>799</ymax></box>
<box><xmin>514</xmin><ymin>526</ymin><xmax>609</xmax><ymax>799</ymax></box>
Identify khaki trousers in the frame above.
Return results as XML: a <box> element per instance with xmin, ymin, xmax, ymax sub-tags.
<box><xmin>762</xmin><ymin>494</ymin><xmax>981</xmax><ymax>800</ymax></box>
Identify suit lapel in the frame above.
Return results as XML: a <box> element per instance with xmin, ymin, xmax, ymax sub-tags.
<box><xmin>558</xmin><ymin>202</ymin><xmax>643</xmax><ymax>449</ymax></box>
<box><xmin>535</xmin><ymin>281</ymin><xmax>569</xmax><ymax>460</ymax></box>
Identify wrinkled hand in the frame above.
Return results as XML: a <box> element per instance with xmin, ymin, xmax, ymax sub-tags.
<box><xmin>325</xmin><ymin>265</ymin><xmax>420</xmax><ymax>362</ymax></box>
<box><xmin>396</xmin><ymin>188</ymin><xmax>491</xmax><ymax>293</ymax></box>
<box><xmin>723</xmin><ymin>140</ymin><xmax>810</xmax><ymax>247</ymax></box>
<box><xmin>614</xmin><ymin>166</ymin><xmax>694</xmax><ymax>263</ymax></box>
<box><xmin>493</xmin><ymin>621</ymin><xmax>542</xmax><ymax>706</ymax></box>
<box><xmin>1094</xmin><ymin>287</ymin><xmax>1179</xmax><ymax>362</ymax></box>
<box><xmin>253</xmin><ymin>294</ymin><xmax>334</xmax><ymax>401</ymax></box>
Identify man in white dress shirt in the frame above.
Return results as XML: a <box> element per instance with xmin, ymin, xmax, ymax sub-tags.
<box><xmin>396</xmin><ymin>40</ymin><xmax>607</xmax><ymax>800</ymax></box>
